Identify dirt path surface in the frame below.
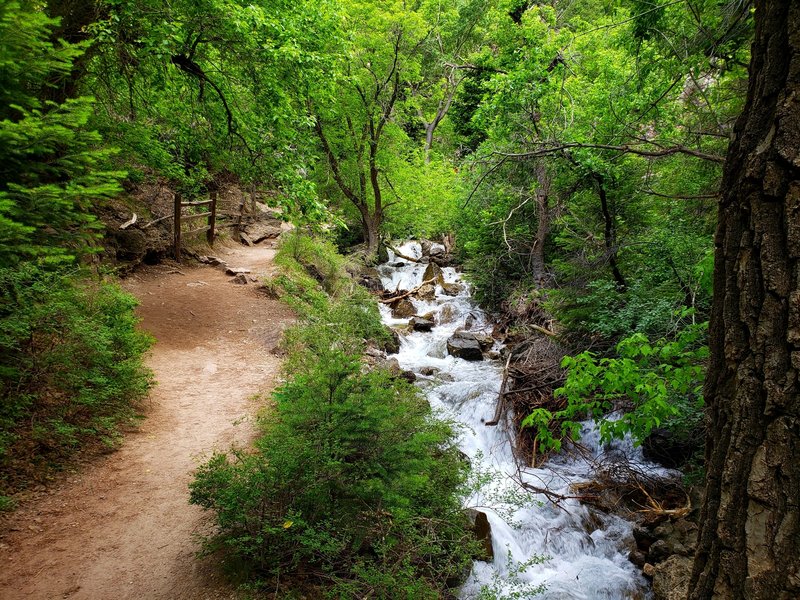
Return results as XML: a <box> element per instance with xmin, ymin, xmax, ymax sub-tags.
<box><xmin>0</xmin><ymin>244</ymin><xmax>294</xmax><ymax>600</ymax></box>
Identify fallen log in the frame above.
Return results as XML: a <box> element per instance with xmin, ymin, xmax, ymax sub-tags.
<box><xmin>486</xmin><ymin>354</ymin><xmax>513</xmax><ymax>426</ymax></box>
<box><xmin>119</xmin><ymin>213</ymin><xmax>137</xmax><ymax>229</ymax></box>
<box><xmin>531</xmin><ymin>324</ymin><xmax>556</xmax><ymax>337</ymax></box>
<box><xmin>387</xmin><ymin>244</ymin><xmax>424</xmax><ymax>263</ymax></box>
<box><xmin>378</xmin><ymin>278</ymin><xmax>436</xmax><ymax>304</ymax></box>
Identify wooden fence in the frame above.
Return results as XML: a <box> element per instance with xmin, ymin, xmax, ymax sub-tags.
<box><xmin>173</xmin><ymin>192</ymin><xmax>217</xmax><ymax>261</ymax></box>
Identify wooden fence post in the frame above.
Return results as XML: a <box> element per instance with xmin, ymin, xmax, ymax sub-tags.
<box><xmin>207</xmin><ymin>192</ymin><xmax>217</xmax><ymax>246</ymax></box>
<box><xmin>173</xmin><ymin>192</ymin><xmax>182</xmax><ymax>261</ymax></box>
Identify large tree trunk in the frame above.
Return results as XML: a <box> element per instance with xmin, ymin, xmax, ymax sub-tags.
<box><xmin>359</xmin><ymin>208</ymin><xmax>380</xmax><ymax>257</ymax></box>
<box><xmin>530</xmin><ymin>164</ymin><xmax>551</xmax><ymax>285</ymax></box>
<box><xmin>689</xmin><ymin>2</ymin><xmax>800</xmax><ymax>599</ymax></box>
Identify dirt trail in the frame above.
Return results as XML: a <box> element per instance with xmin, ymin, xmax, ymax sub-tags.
<box><xmin>0</xmin><ymin>244</ymin><xmax>294</xmax><ymax>600</ymax></box>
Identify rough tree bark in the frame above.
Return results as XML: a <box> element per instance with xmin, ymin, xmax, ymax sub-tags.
<box><xmin>689</xmin><ymin>2</ymin><xmax>800</xmax><ymax>598</ymax></box>
<box><xmin>530</xmin><ymin>163</ymin><xmax>551</xmax><ymax>285</ymax></box>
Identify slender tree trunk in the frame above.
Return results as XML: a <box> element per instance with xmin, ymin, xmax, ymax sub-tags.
<box><xmin>689</xmin><ymin>2</ymin><xmax>800</xmax><ymax>598</ymax></box>
<box><xmin>593</xmin><ymin>174</ymin><xmax>627</xmax><ymax>291</ymax></box>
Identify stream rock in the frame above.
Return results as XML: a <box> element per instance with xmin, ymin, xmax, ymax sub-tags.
<box><xmin>447</xmin><ymin>335</ymin><xmax>483</xmax><ymax>361</ymax></box>
<box><xmin>652</xmin><ymin>555</ymin><xmax>692</xmax><ymax>600</ymax></box>
<box><xmin>409</xmin><ymin>317</ymin><xmax>435</xmax><ymax>332</ymax></box>
<box><xmin>438</xmin><ymin>304</ymin><xmax>457</xmax><ymax>324</ymax></box>
<box><xmin>385</xmin><ymin>358</ymin><xmax>416</xmax><ymax>383</ymax></box>
<box><xmin>441</xmin><ymin>281</ymin><xmax>464</xmax><ymax>296</ymax></box>
<box><xmin>465</xmin><ymin>509</ymin><xmax>494</xmax><ymax>560</ymax></box>
<box><xmin>464</xmin><ymin>313</ymin><xmax>477</xmax><ymax>330</ymax></box>
<box><xmin>452</xmin><ymin>330</ymin><xmax>494</xmax><ymax>351</ymax></box>
<box><xmin>381</xmin><ymin>327</ymin><xmax>401</xmax><ymax>354</ymax></box>
<box><xmin>358</xmin><ymin>267</ymin><xmax>385</xmax><ymax>292</ymax></box>
<box><xmin>423</xmin><ymin>262</ymin><xmax>445</xmax><ymax>286</ymax></box>
<box><xmin>415</xmin><ymin>283</ymin><xmax>436</xmax><ymax>300</ymax></box>
<box><xmin>390</xmin><ymin>298</ymin><xmax>416</xmax><ymax>318</ymax></box>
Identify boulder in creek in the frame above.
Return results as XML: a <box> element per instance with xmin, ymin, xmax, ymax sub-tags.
<box><xmin>357</xmin><ymin>267</ymin><xmax>385</xmax><ymax>292</ymax></box>
<box><xmin>390</xmin><ymin>298</ymin><xmax>416</xmax><ymax>318</ymax></box>
<box><xmin>409</xmin><ymin>317</ymin><xmax>435</xmax><ymax>332</ymax></box>
<box><xmin>452</xmin><ymin>329</ymin><xmax>494</xmax><ymax>351</ymax></box>
<box><xmin>437</xmin><ymin>303</ymin><xmax>458</xmax><ymax>324</ymax></box>
<box><xmin>418</xmin><ymin>366</ymin><xmax>440</xmax><ymax>376</ymax></box>
<box><xmin>414</xmin><ymin>283</ymin><xmax>436</xmax><ymax>300</ymax></box>
<box><xmin>652</xmin><ymin>555</ymin><xmax>692</xmax><ymax>600</ymax></box>
<box><xmin>464</xmin><ymin>313</ymin><xmax>476</xmax><ymax>330</ymax></box>
<box><xmin>465</xmin><ymin>509</ymin><xmax>494</xmax><ymax>560</ymax></box>
<box><xmin>446</xmin><ymin>335</ymin><xmax>483</xmax><ymax>361</ymax></box>
<box><xmin>441</xmin><ymin>282</ymin><xmax>464</xmax><ymax>296</ymax></box>
<box><xmin>384</xmin><ymin>357</ymin><xmax>416</xmax><ymax>383</ymax></box>
<box><xmin>423</xmin><ymin>262</ymin><xmax>445</xmax><ymax>286</ymax></box>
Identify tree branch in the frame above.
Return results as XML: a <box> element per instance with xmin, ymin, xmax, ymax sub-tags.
<box><xmin>492</xmin><ymin>142</ymin><xmax>725</xmax><ymax>164</ymax></box>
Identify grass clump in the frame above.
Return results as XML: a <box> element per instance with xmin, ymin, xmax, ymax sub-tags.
<box><xmin>191</xmin><ymin>234</ymin><xmax>478</xmax><ymax>598</ymax></box>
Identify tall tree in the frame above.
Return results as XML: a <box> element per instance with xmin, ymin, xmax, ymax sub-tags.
<box><xmin>689</xmin><ymin>1</ymin><xmax>800</xmax><ymax>598</ymax></box>
<box><xmin>310</xmin><ymin>0</ymin><xmax>427</xmax><ymax>255</ymax></box>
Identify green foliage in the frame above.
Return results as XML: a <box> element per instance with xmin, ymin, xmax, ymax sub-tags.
<box><xmin>380</xmin><ymin>153</ymin><xmax>463</xmax><ymax>240</ymax></box>
<box><xmin>0</xmin><ymin>265</ymin><xmax>152</xmax><ymax>493</ymax></box>
<box><xmin>191</xmin><ymin>251</ymin><xmax>476</xmax><ymax>597</ymax></box>
<box><xmin>86</xmin><ymin>0</ymin><xmax>336</xmax><ymax>218</ymax></box>
<box><xmin>0</xmin><ymin>1</ymin><xmax>124</xmax><ymax>267</ymax></box>
<box><xmin>522</xmin><ymin>320</ymin><xmax>708</xmax><ymax>452</ymax></box>
<box><xmin>274</xmin><ymin>231</ymin><xmax>353</xmax><ymax>299</ymax></box>
<box><xmin>476</xmin><ymin>551</ymin><xmax>548</xmax><ymax>599</ymax></box>
<box><xmin>0</xmin><ymin>1</ymin><xmax>151</xmax><ymax>495</ymax></box>
<box><xmin>0</xmin><ymin>495</ymin><xmax>15</xmax><ymax>512</ymax></box>
<box><xmin>452</xmin><ymin>0</ymin><xmax>744</xmax><ymax>346</ymax></box>
<box><xmin>273</xmin><ymin>232</ymin><xmax>394</xmax><ymax>366</ymax></box>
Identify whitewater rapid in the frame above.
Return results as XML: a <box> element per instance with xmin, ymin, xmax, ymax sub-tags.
<box><xmin>378</xmin><ymin>242</ymin><xmax>657</xmax><ymax>600</ymax></box>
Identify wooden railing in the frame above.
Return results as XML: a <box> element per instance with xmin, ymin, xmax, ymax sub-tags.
<box><xmin>173</xmin><ymin>192</ymin><xmax>217</xmax><ymax>261</ymax></box>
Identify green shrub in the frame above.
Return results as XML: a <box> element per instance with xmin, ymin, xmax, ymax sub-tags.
<box><xmin>275</xmin><ymin>231</ymin><xmax>353</xmax><ymax>298</ymax></box>
<box><xmin>192</xmin><ymin>239</ymin><xmax>477</xmax><ymax>597</ymax></box>
<box><xmin>272</xmin><ymin>232</ymin><xmax>393</xmax><ymax>353</ymax></box>
<box><xmin>191</xmin><ymin>343</ymin><xmax>475</xmax><ymax>598</ymax></box>
<box><xmin>523</xmin><ymin>320</ymin><xmax>707</xmax><ymax>452</ymax></box>
<box><xmin>0</xmin><ymin>265</ymin><xmax>153</xmax><ymax>493</ymax></box>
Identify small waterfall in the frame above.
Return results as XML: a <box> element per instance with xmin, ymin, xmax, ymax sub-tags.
<box><xmin>378</xmin><ymin>241</ymin><xmax>661</xmax><ymax>599</ymax></box>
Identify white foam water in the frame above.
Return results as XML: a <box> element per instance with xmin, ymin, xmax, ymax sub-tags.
<box><xmin>379</xmin><ymin>242</ymin><xmax>657</xmax><ymax>600</ymax></box>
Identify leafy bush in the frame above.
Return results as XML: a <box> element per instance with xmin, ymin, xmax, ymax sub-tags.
<box><xmin>0</xmin><ymin>265</ymin><xmax>153</xmax><ymax>493</ymax></box>
<box><xmin>522</xmin><ymin>320</ymin><xmax>707</xmax><ymax>452</ymax></box>
<box><xmin>191</xmin><ymin>288</ymin><xmax>476</xmax><ymax>597</ymax></box>
<box><xmin>272</xmin><ymin>232</ymin><xmax>394</xmax><ymax>352</ymax></box>
<box><xmin>275</xmin><ymin>231</ymin><xmax>354</xmax><ymax>298</ymax></box>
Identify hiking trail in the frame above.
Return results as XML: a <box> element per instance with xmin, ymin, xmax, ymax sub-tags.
<box><xmin>0</xmin><ymin>244</ymin><xmax>294</xmax><ymax>600</ymax></box>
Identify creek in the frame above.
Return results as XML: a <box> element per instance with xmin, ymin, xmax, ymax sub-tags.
<box><xmin>378</xmin><ymin>241</ymin><xmax>660</xmax><ymax>600</ymax></box>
